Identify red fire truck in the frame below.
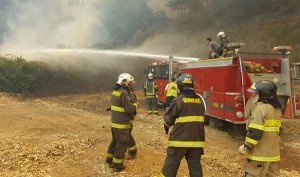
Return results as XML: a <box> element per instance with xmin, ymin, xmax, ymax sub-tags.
<box><xmin>144</xmin><ymin>45</ymin><xmax>296</xmax><ymax>124</ymax></box>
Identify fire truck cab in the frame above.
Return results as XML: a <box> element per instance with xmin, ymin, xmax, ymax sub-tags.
<box><xmin>144</xmin><ymin>60</ymin><xmax>186</xmax><ymax>106</ymax></box>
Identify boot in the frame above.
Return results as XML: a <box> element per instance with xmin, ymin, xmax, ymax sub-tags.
<box><xmin>113</xmin><ymin>166</ymin><xmax>125</xmax><ymax>172</ymax></box>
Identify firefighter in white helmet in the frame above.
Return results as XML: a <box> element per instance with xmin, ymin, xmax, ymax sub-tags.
<box><xmin>106</xmin><ymin>73</ymin><xmax>139</xmax><ymax>172</ymax></box>
<box><xmin>144</xmin><ymin>73</ymin><xmax>159</xmax><ymax>115</ymax></box>
<box><xmin>217</xmin><ymin>31</ymin><xmax>233</xmax><ymax>57</ymax></box>
<box><xmin>160</xmin><ymin>73</ymin><xmax>206</xmax><ymax>177</ymax></box>
<box><xmin>239</xmin><ymin>80</ymin><xmax>282</xmax><ymax>177</ymax></box>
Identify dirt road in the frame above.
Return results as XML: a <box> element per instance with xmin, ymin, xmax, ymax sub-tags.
<box><xmin>0</xmin><ymin>91</ymin><xmax>299</xmax><ymax>177</ymax></box>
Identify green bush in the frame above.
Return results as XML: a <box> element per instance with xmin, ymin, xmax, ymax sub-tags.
<box><xmin>0</xmin><ymin>56</ymin><xmax>82</xmax><ymax>94</ymax></box>
<box><xmin>0</xmin><ymin>56</ymin><xmax>39</xmax><ymax>93</ymax></box>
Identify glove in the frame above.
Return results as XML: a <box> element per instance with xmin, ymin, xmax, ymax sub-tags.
<box><xmin>238</xmin><ymin>144</ymin><xmax>249</xmax><ymax>155</ymax></box>
<box><xmin>164</xmin><ymin>124</ymin><xmax>169</xmax><ymax>135</ymax></box>
<box><xmin>106</xmin><ymin>107</ymin><xmax>111</xmax><ymax>111</ymax></box>
<box><xmin>133</xmin><ymin>102</ymin><xmax>139</xmax><ymax>109</ymax></box>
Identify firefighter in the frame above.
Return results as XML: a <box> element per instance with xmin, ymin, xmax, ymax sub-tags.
<box><xmin>106</xmin><ymin>85</ymin><xmax>138</xmax><ymax>159</ymax></box>
<box><xmin>106</xmin><ymin>73</ymin><xmax>139</xmax><ymax>172</ymax></box>
<box><xmin>245</xmin><ymin>83</ymin><xmax>259</xmax><ymax>130</ymax></box>
<box><xmin>144</xmin><ymin>73</ymin><xmax>159</xmax><ymax>115</ymax></box>
<box><xmin>216</xmin><ymin>31</ymin><xmax>233</xmax><ymax>57</ymax></box>
<box><xmin>206</xmin><ymin>37</ymin><xmax>222</xmax><ymax>59</ymax></box>
<box><xmin>127</xmin><ymin>84</ymin><xmax>138</xmax><ymax>159</ymax></box>
<box><xmin>164</xmin><ymin>77</ymin><xmax>178</xmax><ymax>111</ymax></box>
<box><xmin>160</xmin><ymin>73</ymin><xmax>206</xmax><ymax>177</ymax></box>
<box><xmin>239</xmin><ymin>80</ymin><xmax>282</xmax><ymax>177</ymax></box>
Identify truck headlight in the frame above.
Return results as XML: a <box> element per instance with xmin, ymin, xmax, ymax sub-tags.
<box><xmin>236</xmin><ymin>111</ymin><xmax>244</xmax><ymax>118</ymax></box>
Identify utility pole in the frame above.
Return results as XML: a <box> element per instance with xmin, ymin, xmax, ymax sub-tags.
<box><xmin>169</xmin><ymin>56</ymin><xmax>173</xmax><ymax>82</ymax></box>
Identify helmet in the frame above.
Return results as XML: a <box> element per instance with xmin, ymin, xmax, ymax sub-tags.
<box><xmin>254</xmin><ymin>80</ymin><xmax>278</xmax><ymax>100</ymax></box>
<box><xmin>148</xmin><ymin>73</ymin><xmax>154</xmax><ymax>80</ymax></box>
<box><xmin>247</xmin><ymin>83</ymin><xmax>257</xmax><ymax>93</ymax></box>
<box><xmin>117</xmin><ymin>73</ymin><xmax>135</xmax><ymax>87</ymax></box>
<box><xmin>217</xmin><ymin>31</ymin><xmax>225</xmax><ymax>38</ymax></box>
<box><xmin>176</xmin><ymin>73</ymin><xmax>194</xmax><ymax>91</ymax></box>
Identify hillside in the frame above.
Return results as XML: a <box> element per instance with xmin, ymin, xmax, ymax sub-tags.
<box><xmin>0</xmin><ymin>91</ymin><xmax>299</xmax><ymax>177</ymax></box>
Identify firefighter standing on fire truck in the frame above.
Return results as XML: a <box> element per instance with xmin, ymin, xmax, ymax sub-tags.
<box><xmin>160</xmin><ymin>73</ymin><xmax>206</xmax><ymax>177</ymax></box>
<box><xmin>217</xmin><ymin>31</ymin><xmax>233</xmax><ymax>57</ymax></box>
<box><xmin>239</xmin><ymin>80</ymin><xmax>282</xmax><ymax>177</ymax></box>
<box><xmin>144</xmin><ymin>73</ymin><xmax>159</xmax><ymax>115</ymax></box>
<box><xmin>106</xmin><ymin>73</ymin><xmax>139</xmax><ymax>172</ymax></box>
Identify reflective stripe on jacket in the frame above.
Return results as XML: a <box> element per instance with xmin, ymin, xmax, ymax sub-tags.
<box><xmin>111</xmin><ymin>87</ymin><xmax>137</xmax><ymax>129</ymax></box>
<box><xmin>164</xmin><ymin>93</ymin><xmax>205</xmax><ymax>150</ymax></box>
<box><xmin>144</xmin><ymin>80</ymin><xmax>158</xmax><ymax>98</ymax></box>
<box><xmin>245</xmin><ymin>102</ymin><xmax>282</xmax><ymax>162</ymax></box>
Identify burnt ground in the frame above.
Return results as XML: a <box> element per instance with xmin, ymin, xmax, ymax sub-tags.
<box><xmin>0</xmin><ymin>91</ymin><xmax>299</xmax><ymax>177</ymax></box>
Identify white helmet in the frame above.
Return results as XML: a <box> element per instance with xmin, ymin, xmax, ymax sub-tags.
<box><xmin>117</xmin><ymin>73</ymin><xmax>135</xmax><ymax>86</ymax></box>
<box><xmin>217</xmin><ymin>31</ymin><xmax>225</xmax><ymax>38</ymax></box>
<box><xmin>148</xmin><ymin>73</ymin><xmax>154</xmax><ymax>79</ymax></box>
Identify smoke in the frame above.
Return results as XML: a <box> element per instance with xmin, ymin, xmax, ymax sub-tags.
<box><xmin>0</xmin><ymin>0</ymin><xmax>107</xmax><ymax>50</ymax></box>
<box><xmin>129</xmin><ymin>31</ymin><xmax>208</xmax><ymax>60</ymax></box>
<box><xmin>0</xmin><ymin>0</ymin><xmax>208</xmax><ymax>58</ymax></box>
<box><xmin>0</xmin><ymin>0</ymin><xmax>211</xmax><ymax>93</ymax></box>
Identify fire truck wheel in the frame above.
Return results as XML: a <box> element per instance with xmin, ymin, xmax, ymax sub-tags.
<box><xmin>209</xmin><ymin>117</ymin><xmax>224</xmax><ymax>128</ymax></box>
<box><xmin>204</xmin><ymin>115</ymin><xmax>209</xmax><ymax>126</ymax></box>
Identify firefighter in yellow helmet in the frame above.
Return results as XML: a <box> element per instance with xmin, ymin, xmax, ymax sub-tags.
<box><xmin>160</xmin><ymin>73</ymin><xmax>206</xmax><ymax>177</ymax></box>
<box><xmin>239</xmin><ymin>80</ymin><xmax>282</xmax><ymax>177</ymax></box>
<box><xmin>144</xmin><ymin>73</ymin><xmax>159</xmax><ymax>115</ymax></box>
<box><xmin>106</xmin><ymin>73</ymin><xmax>139</xmax><ymax>172</ymax></box>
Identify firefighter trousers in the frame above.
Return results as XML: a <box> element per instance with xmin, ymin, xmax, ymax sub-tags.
<box><xmin>166</xmin><ymin>96</ymin><xmax>175</xmax><ymax>111</ymax></box>
<box><xmin>244</xmin><ymin>159</ymin><xmax>280</xmax><ymax>177</ymax></box>
<box><xmin>127</xmin><ymin>126</ymin><xmax>137</xmax><ymax>157</ymax></box>
<box><xmin>161</xmin><ymin>147</ymin><xmax>203</xmax><ymax>177</ymax></box>
<box><xmin>146</xmin><ymin>97</ymin><xmax>158</xmax><ymax>114</ymax></box>
<box><xmin>106</xmin><ymin>128</ymin><xmax>131</xmax><ymax>169</ymax></box>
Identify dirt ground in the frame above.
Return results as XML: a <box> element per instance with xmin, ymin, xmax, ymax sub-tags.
<box><xmin>0</xmin><ymin>91</ymin><xmax>299</xmax><ymax>177</ymax></box>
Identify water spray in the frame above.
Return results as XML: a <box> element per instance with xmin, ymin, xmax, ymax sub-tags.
<box><xmin>26</xmin><ymin>48</ymin><xmax>199</xmax><ymax>62</ymax></box>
